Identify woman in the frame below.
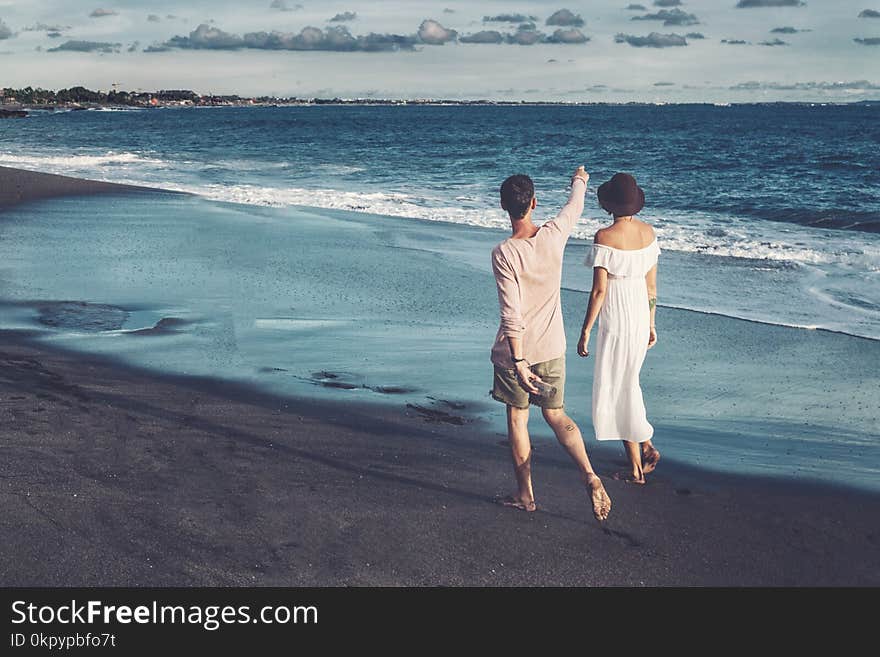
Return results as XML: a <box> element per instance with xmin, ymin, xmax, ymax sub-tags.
<box><xmin>577</xmin><ymin>173</ymin><xmax>660</xmax><ymax>484</ymax></box>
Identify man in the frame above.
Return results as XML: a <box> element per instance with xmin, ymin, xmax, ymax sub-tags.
<box><xmin>490</xmin><ymin>167</ymin><xmax>611</xmax><ymax>521</ymax></box>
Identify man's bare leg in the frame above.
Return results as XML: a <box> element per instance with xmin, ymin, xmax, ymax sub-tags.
<box><xmin>541</xmin><ymin>408</ymin><xmax>611</xmax><ymax>521</ymax></box>
<box><xmin>503</xmin><ymin>405</ymin><xmax>536</xmax><ymax>511</ymax></box>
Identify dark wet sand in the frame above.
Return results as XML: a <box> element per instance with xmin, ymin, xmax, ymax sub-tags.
<box><xmin>0</xmin><ymin>165</ymin><xmax>167</xmax><ymax>210</ymax></box>
<box><xmin>2</xmin><ymin>329</ymin><xmax>878</xmax><ymax>586</ymax></box>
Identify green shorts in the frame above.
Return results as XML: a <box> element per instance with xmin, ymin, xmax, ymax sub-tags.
<box><xmin>490</xmin><ymin>356</ymin><xmax>565</xmax><ymax>410</ymax></box>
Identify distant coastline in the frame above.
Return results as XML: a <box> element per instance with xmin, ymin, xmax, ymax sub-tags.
<box><xmin>1</xmin><ymin>85</ymin><xmax>878</xmax><ymax>116</ymax></box>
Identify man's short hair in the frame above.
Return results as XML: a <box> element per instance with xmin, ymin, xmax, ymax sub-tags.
<box><xmin>500</xmin><ymin>174</ymin><xmax>535</xmax><ymax>220</ymax></box>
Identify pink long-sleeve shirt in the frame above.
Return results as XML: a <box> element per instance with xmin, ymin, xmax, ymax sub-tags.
<box><xmin>490</xmin><ymin>177</ymin><xmax>586</xmax><ymax>369</ymax></box>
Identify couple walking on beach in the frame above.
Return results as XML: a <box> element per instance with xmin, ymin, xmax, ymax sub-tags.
<box><xmin>491</xmin><ymin>167</ymin><xmax>660</xmax><ymax>522</ymax></box>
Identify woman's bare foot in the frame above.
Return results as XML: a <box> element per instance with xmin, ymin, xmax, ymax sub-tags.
<box><xmin>642</xmin><ymin>446</ymin><xmax>661</xmax><ymax>474</ymax></box>
<box><xmin>586</xmin><ymin>473</ymin><xmax>611</xmax><ymax>521</ymax></box>
<box><xmin>612</xmin><ymin>470</ymin><xmax>646</xmax><ymax>485</ymax></box>
<box><xmin>498</xmin><ymin>494</ymin><xmax>537</xmax><ymax>512</ymax></box>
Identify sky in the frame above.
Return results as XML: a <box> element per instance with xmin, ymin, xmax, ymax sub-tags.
<box><xmin>0</xmin><ymin>1</ymin><xmax>878</xmax><ymax>102</ymax></box>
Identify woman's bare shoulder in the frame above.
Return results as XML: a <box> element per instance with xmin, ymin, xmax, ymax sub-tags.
<box><xmin>637</xmin><ymin>219</ymin><xmax>656</xmax><ymax>242</ymax></box>
<box><xmin>593</xmin><ymin>226</ymin><xmax>613</xmax><ymax>245</ymax></box>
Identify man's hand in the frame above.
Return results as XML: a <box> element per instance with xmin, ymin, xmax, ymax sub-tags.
<box><xmin>572</xmin><ymin>166</ymin><xmax>590</xmax><ymax>186</ymax></box>
<box><xmin>514</xmin><ymin>360</ymin><xmax>541</xmax><ymax>394</ymax></box>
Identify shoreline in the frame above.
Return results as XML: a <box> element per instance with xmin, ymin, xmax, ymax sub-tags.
<box><xmin>10</xmin><ymin>162</ymin><xmax>874</xmax><ymax>345</ymax></box>
<box><xmin>6</xmin><ymin>100</ymin><xmax>879</xmax><ymax>111</ymax></box>
<box><xmin>288</xmin><ymin>202</ymin><xmax>880</xmax><ymax>344</ymax></box>
<box><xmin>0</xmin><ymin>165</ymin><xmax>175</xmax><ymax>211</ymax></box>
<box><xmin>2</xmin><ymin>328</ymin><xmax>878</xmax><ymax>586</ymax></box>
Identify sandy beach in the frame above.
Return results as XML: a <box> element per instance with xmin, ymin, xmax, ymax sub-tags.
<box><xmin>2</xmin><ymin>328</ymin><xmax>879</xmax><ymax>586</ymax></box>
<box><xmin>1</xmin><ymin>165</ymin><xmax>879</xmax><ymax>586</ymax></box>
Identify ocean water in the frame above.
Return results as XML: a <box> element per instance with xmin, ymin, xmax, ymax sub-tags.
<box><xmin>1</xmin><ymin>104</ymin><xmax>878</xmax><ymax>339</ymax></box>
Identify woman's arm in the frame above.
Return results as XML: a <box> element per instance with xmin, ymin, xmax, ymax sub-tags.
<box><xmin>646</xmin><ymin>263</ymin><xmax>658</xmax><ymax>348</ymax></box>
<box><xmin>577</xmin><ymin>266</ymin><xmax>609</xmax><ymax>357</ymax></box>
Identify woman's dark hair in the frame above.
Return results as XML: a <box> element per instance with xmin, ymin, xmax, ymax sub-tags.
<box><xmin>500</xmin><ymin>174</ymin><xmax>534</xmax><ymax>220</ymax></box>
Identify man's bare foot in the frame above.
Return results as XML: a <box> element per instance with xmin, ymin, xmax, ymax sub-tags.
<box><xmin>612</xmin><ymin>471</ymin><xmax>646</xmax><ymax>485</ymax></box>
<box><xmin>642</xmin><ymin>446</ymin><xmax>661</xmax><ymax>474</ymax></box>
<box><xmin>586</xmin><ymin>473</ymin><xmax>611</xmax><ymax>521</ymax></box>
<box><xmin>498</xmin><ymin>494</ymin><xmax>537</xmax><ymax>512</ymax></box>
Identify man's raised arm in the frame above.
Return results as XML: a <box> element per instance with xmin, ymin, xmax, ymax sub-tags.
<box><xmin>549</xmin><ymin>167</ymin><xmax>589</xmax><ymax>237</ymax></box>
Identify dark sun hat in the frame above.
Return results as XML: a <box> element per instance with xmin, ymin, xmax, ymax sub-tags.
<box><xmin>597</xmin><ymin>173</ymin><xmax>645</xmax><ymax>216</ymax></box>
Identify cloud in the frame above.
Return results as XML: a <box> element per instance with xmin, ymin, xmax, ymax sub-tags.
<box><xmin>632</xmin><ymin>9</ymin><xmax>699</xmax><ymax>26</ymax></box>
<box><xmin>245</xmin><ymin>27</ymin><xmax>334</xmax><ymax>50</ymax></box>
<box><xmin>730</xmin><ymin>80</ymin><xmax>880</xmax><ymax>90</ymax></box>
<box><xmin>546</xmin><ymin>28</ymin><xmax>590</xmax><ymax>43</ymax></box>
<box><xmin>854</xmin><ymin>37</ymin><xmax>880</xmax><ymax>44</ymax></box>
<box><xmin>159</xmin><ymin>16</ymin><xmax>597</xmax><ymax>54</ymax></box>
<box><xmin>462</xmin><ymin>23</ymin><xmax>593</xmax><ymax>45</ymax></box>
<box><xmin>654</xmin><ymin>0</ymin><xmax>682</xmax><ymax>5</ymax></box>
<box><xmin>736</xmin><ymin>0</ymin><xmax>805</xmax><ymax>7</ymax></box>
<box><xmin>270</xmin><ymin>0</ymin><xmax>302</xmax><ymax>10</ymax></box>
<box><xmin>686</xmin><ymin>32</ymin><xmax>706</xmax><ymax>39</ymax></box>
<box><xmin>615</xmin><ymin>32</ymin><xmax>688</xmax><ymax>47</ymax></box>
<box><xmin>167</xmin><ymin>24</ymin><xmax>243</xmax><ymax>49</ymax></box>
<box><xmin>357</xmin><ymin>32</ymin><xmax>418</xmax><ymax>51</ymax></box>
<box><xmin>418</xmin><ymin>19</ymin><xmax>457</xmax><ymax>45</ymax></box>
<box><xmin>508</xmin><ymin>26</ymin><xmax>545</xmax><ymax>45</ymax></box>
<box><xmin>654</xmin><ymin>81</ymin><xmax>675</xmax><ymax>85</ymax></box>
<box><xmin>23</xmin><ymin>23</ymin><xmax>71</xmax><ymax>32</ymax></box>
<box><xmin>90</xmin><ymin>8</ymin><xmax>119</xmax><ymax>18</ymax></box>
<box><xmin>546</xmin><ymin>9</ymin><xmax>585</xmax><ymax>27</ymax></box>
<box><xmin>460</xmin><ymin>30</ymin><xmax>504</xmax><ymax>43</ymax></box>
<box><xmin>759</xmin><ymin>37</ymin><xmax>788</xmax><ymax>45</ymax></box>
<box><xmin>771</xmin><ymin>26</ymin><xmax>809</xmax><ymax>33</ymax></box>
<box><xmin>626</xmin><ymin>4</ymin><xmax>647</xmax><ymax>9</ymax></box>
<box><xmin>859</xmin><ymin>9</ymin><xmax>880</xmax><ymax>18</ymax></box>
<box><xmin>722</xmin><ymin>38</ymin><xmax>749</xmax><ymax>44</ymax></box>
<box><xmin>48</xmin><ymin>40</ymin><xmax>121</xmax><ymax>53</ymax></box>
<box><xmin>330</xmin><ymin>12</ymin><xmax>357</xmax><ymax>23</ymax></box>
<box><xmin>484</xmin><ymin>14</ymin><xmax>537</xmax><ymax>23</ymax></box>
<box><xmin>147</xmin><ymin>14</ymin><xmax>160</xmax><ymax>22</ymax></box>
<box><xmin>509</xmin><ymin>31</ymin><xmax>543</xmax><ymax>45</ymax></box>
<box><xmin>164</xmin><ymin>23</ymin><xmax>418</xmax><ymax>52</ymax></box>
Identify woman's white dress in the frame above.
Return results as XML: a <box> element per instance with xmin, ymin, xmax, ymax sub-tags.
<box><xmin>585</xmin><ymin>239</ymin><xmax>660</xmax><ymax>443</ymax></box>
